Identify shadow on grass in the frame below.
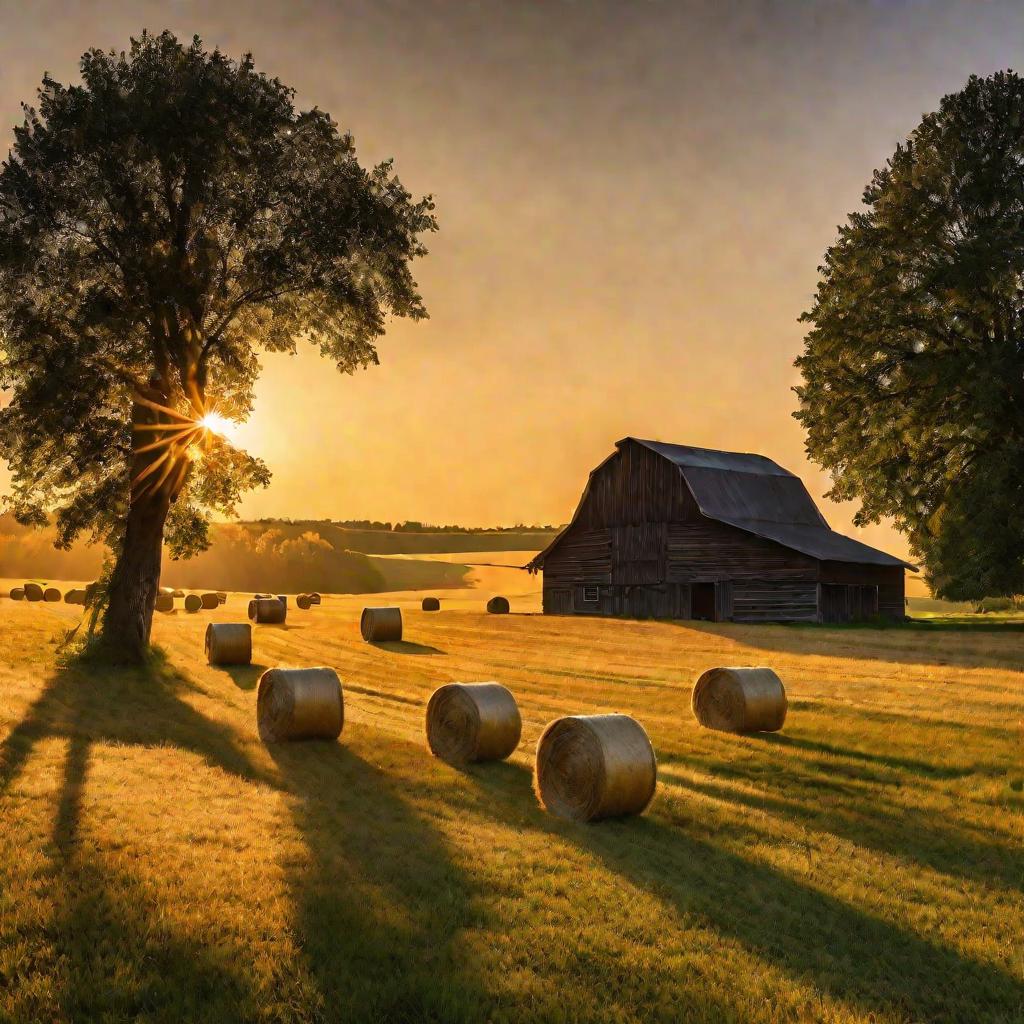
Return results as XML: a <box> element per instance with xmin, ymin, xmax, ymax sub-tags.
<box><xmin>265</xmin><ymin>741</ymin><xmax>494</xmax><ymax>1022</ymax></box>
<box><xmin>1</xmin><ymin>644</ymin><xmax>492</xmax><ymax>1022</ymax></box>
<box><xmin>370</xmin><ymin>639</ymin><xmax>445</xmax><ymax>656</ymax></box>
<box><xmin>0</xmin><ymin>647</ymin><xmax>274</xmax><ymax>1021</ymax></box>
<box><xmin>453</xmin><ymin>760</ymin><xmax>1024</xmax><ymax>1024</ymax></box>
<box><xmin>667</xmin><ymin>617</ymin><xmax>1024</xmax><ymax>671</ymax></box>
<box><xmin>218</xmin><ymin>663</ymin><xmax>268</xmax><ymax>691</ymax></box>
<box><xmin>663</xmin><ymin>743</ymin><xmax>1024</xmax><ymax>894</ymax></box>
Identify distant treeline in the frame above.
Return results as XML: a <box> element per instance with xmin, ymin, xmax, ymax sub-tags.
<box><xmin>0</xmin><ymin>513</ymin><xmax>534</xmax><ymax>591</ymax></box>
<box><xmin>256</xmin><ymin>518</ymin><xmax>565</xmax><ymax>534</ymax></box>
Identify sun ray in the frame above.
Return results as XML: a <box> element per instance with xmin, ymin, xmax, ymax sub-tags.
<box><xmin>132</xmin><ymin>395</ymin><xmax>196</xmax><ymax>423</ymax></box>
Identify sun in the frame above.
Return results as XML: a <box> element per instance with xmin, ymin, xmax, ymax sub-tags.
<box><xmin>198</xmin><ymin>411</ymin><xmax>238</xmax><ymax>441</ymax></box>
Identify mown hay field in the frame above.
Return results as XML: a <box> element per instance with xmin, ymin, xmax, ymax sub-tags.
<box><xmin>1</xmin><ymin>587</ymin><xmax>1022</xmax><ymax>1023</ymax></box>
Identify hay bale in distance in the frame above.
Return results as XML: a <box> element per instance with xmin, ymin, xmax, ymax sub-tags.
<box><xmin>171</xmin><ymin>589</ymin><xmax>185</xmax><ymax>598</ymax></box>
<box><xmin>9</xmin><ymin>587</ymin><xmax>24</xmax><ymax>601</ymax></box>
<box><xmin>296</xmin><ymin>594</ymin><xmax>312</xmax><ymax>610</ymax></box>
<box><xmin>155</xmin><ymin>593</ymin><xmax>175</xmax><ymax>613</ymax></box>
<box><xmin>205</xmin><ymin>623</ymin><xmax>252</xmax><ymax>666</ymax></box>
<box><xmin>308</xmin><ymin>593</ymin><xmax>322</xmax><ymax>605</ymax></box>
<box><xmin>216</xmin><ymin>591</ymin><xmax>227</xmax><ymax>605</ymax></box>
<box><xmin>360</xmin><ymin>606</ymin><xmax>402</xmax><ymax>642</ymax></box>
<box><xmin>184</xmin><ymin>594</ymin><xmax>203</xmax><ymax>613</ymax></box>
<box><xmin>64</xmin><ymin>589</ymin><xmax>87</xmax><ymax>605</ymax></box>
<box><xmin>23</xmin><ymin>583</ymin><xmax>44</xmax><ymax>601</ymax></box>
<box><xmin>421</xmin><ymin>596</ymin><xmax>441</xmax><ymax>611</ymax></box>
<box><xmin>535</xmin><ymin>714</ymin><xmax>657</xmax><ymax>822</ymax></box>
<box><xmin>249</xmin><ymin>597</ymin><xmax>287</xmax><ymax>624</ymax></box>
<box><xmin>691</xmin><ymin>667</ymin><xmax>787</xmax><ymax>734</ymax></box>
<box><xmin>200</xmin><ymin>592</ymin><xmax>219</xmax><ymax>610</ymax></box>
<box><xmin>426</xmin><ymin>682</ymin><xmax>522</xmax><ymax>765</ymax></box>
<box><xmin>43</xmin><ymin>587</ymin><xmax>61</xmax><ymax>603</ymax></box>
<box><xmin>257</xmin><ymin>667</ymin><xmax>343</xmax><ymax>742</ymax></box>
<box><xmin>487</xmin><ymin>596</ymin><xmax>510</xmax><ymax>614</ymax></box>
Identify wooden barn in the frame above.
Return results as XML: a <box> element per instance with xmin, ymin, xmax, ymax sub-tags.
<box><xmin>527</xmin><ymin>437</ymin><xmax>915</xmax><ymax>623</ymax></box>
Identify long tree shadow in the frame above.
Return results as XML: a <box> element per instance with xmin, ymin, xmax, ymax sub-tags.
<box><xmin>265</xmin><ymin>738</ymin><xmax>495</xmax><ymax>1023</ymax></box>
<box><xmin>1</xmin><ymin>647</ymin><xmax>277</xmax><ymax>1021</ymax></box>
<box><xmin>44</xmin><ymin>728</ymin><xmax>267</xmax><ymax>1022</ymax></box>
<box><xmin>451</xmin><ymin>761</ymin><xmax>1024</xmax><ymax>1023</ymax></box>
<box><xmin>1</xmin><ymin>647</ymin><xmax>271</xmax><ymax>800</ymax></box>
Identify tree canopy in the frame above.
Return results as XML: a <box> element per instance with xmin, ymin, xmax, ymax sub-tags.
<box><xmin>796</xmin><ymin>70</ymin><xmax>1024</xmax><ymax>600</ymax></box>
<box><xmin>0</xmin><ymin>31</ymin><xmax>435</xmax><ymax>650</ymax></box>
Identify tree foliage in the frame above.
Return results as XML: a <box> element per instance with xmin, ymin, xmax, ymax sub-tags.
<box><xmin>0</xmin><ymin>31</ymin><xmax>435</xmax><ymax>560</ymax></box>
<box><xmin>796</xmin><ymin>70</ymin><xmax>1024</xmax><ymax>600</ymax></box>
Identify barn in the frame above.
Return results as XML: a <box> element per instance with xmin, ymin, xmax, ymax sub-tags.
<box><xmin>527</xmin><ymin>437</ymin><xmax>915</xmax><ymax>623</ymax></box>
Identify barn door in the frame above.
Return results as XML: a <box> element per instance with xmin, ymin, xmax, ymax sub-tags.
<box><xmin>690</xmin><ymin>581</ymin><xmax>733</xmax><ymax>622</ymax></box>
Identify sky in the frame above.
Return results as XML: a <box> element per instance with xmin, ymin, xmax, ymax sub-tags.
<box><xmin>1</xmin><ymin>0</ymin><xmax>1023</xmax><ymax>562</ymax></box>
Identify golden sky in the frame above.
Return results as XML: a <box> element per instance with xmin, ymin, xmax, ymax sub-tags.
<box><xmin>2</xmin><ymin>0</ymin><xmax>1023</xmax><ymax>566</ymax></box>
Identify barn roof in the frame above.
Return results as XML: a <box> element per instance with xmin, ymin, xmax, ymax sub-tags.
<box><xmin>529</xmin><ymin>438</ymin><xmax>915</xmax><ymax>570</ymax></box>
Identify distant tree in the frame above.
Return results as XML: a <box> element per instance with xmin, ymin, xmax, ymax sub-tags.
<box><xmin>0</xmin><ymin>31</ymin><xmax>435</xmax><ymax>657</ymax></box>
<box><xmin>796</xmin><ymin>70</ymin><xmax>1024</xmax><ymax>600</ymax></box>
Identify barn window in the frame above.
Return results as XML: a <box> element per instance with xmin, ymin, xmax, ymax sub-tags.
<box><xmin>582</xmin><ymin>586</ymin><xmax>599</xmax><ymax>603</ymax></box>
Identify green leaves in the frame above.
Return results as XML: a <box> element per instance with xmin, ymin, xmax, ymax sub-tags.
<box><xmin>797</xmin><ymin>70</ymin><xmax>1024</xmax><ymax>600</ymax></box>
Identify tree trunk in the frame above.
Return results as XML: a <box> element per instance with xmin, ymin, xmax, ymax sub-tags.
<box><xmin>102</xmin><ymin>489</ymin><xmax>171</xmax><ymax>661</ymax></box>
<box><xmin>101</xmin><ymin>388</ymin><xmax>187</xmax><ymax>661</ymax></box>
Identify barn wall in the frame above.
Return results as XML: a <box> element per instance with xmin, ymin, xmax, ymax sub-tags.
<box><xmin>732</xmin><ymin>580</ymin><xmax>819</xmax><ymax>622</ymax></box>
<box><xmin>819</xmin><ymin>561</ymin><xmax>907</xmax><ymax>620</ymax></box>
<box><xmin>665</xmin><ymin>521</ymin><xmax>818</xmax><ymax>582</ymax></box>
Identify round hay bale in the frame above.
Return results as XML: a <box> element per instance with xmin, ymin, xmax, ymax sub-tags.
<box><xmin>691</xmin><ymin>667</ymin><xmax>787</xmax><ymax>733</ymax></box>
<box><xmin>23</xmin><ymin>583</ymin><xmax>44</xmax><ymax>602</ymax></box>
<box><xmin>10</xmin><ymin>587</ymin><xmax>25</xmax><ymax>601</ymax></box>
<box><xmin>360</xmin><ymin>606</ymin><xmax>402</xmax><ymax>642</ymax></box>
<box><xmin>308</xmin><ymin>592</ymin><xmax>322</xmax><ymax>605</ymax></box>
<box><xmin>200</xmin><ymin>592</ymin><xmax>219</xmax><ymax>610</ymax></box>
<box><xmin>155</xmin><ymin>593</ymin><xmax>175</xmax><ymax>613</ymax></box>
<box><xmin>171</xmin><ymin>589</ymin><xmax>185</xmax><ymax>598</ymax></box>
<box><xmin>426</xmin><ymin>682</ymin><xmax>522</xmax><ymax>765</ymax></box>
<box><xmin>296</xmin><ymin>594</ymin><xmax>312</xmax><ymax>610</ymax></box>
<box><xmin>205</xmin><ymin>623</ymin><xmax>252</xmax><ymax>666</ymax></box>
<box><xmin>249</xmin><ymin>597</ymin><xmax>287</xmax><ymax>624</ymax></box>
<box><xmin>43</xmin><ymin>587</ymin><xmax>61</xmax><ymax>603</ymax></box>
<box><xmin>257</xmin><ymin>667</ymin><xmax>343</xmax><ymax>742</ymax></box>
<box><xmin>487</xmin><ymin>596</ymin><xmax>510</xmax><ymax>614</ymax></box>
<box><xmin>216</xmin><ymin>591</ymin><xmax>227</xmax><ymax>605</ymax></box>
<box><xmin>64</xmin><ymin>589</ymin><xmax>87</xmax><ymax>605</ymax></box>
<box><xmin>421</xmin><ymin>596</ymin><xmax>441</xmax><ymax>611</ymax></box>
<box><xmin>535</xmin><ymin>714</ymin><xmax>657</xmax><ymax>822</ymax></box>
<box><xmin>184</xmin><ymin>594</ymin><xmax>203</xmax><ymax>613</ymax></box>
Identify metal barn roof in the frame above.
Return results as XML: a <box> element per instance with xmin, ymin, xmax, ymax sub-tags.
<box><xmin>626</xmin><ymin>438</ymin><xmax>914</xmax><ymax>569</ymax></box>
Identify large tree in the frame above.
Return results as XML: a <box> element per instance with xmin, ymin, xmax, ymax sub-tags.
<box><xmin>0</xmin><ymin>31</ymin><xmax>435</xmax><ymax>658</ymax></box>
<box><xmin>796</xmin><ymin>70</ymin><xmax>1024</xmax><ymax>600</ymax></box>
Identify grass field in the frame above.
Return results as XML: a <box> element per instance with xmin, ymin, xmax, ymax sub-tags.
<box><xmin>1</xmin><ymin>590</ymin><xmax>1022</xmax><ymax>1023</ymax></box>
